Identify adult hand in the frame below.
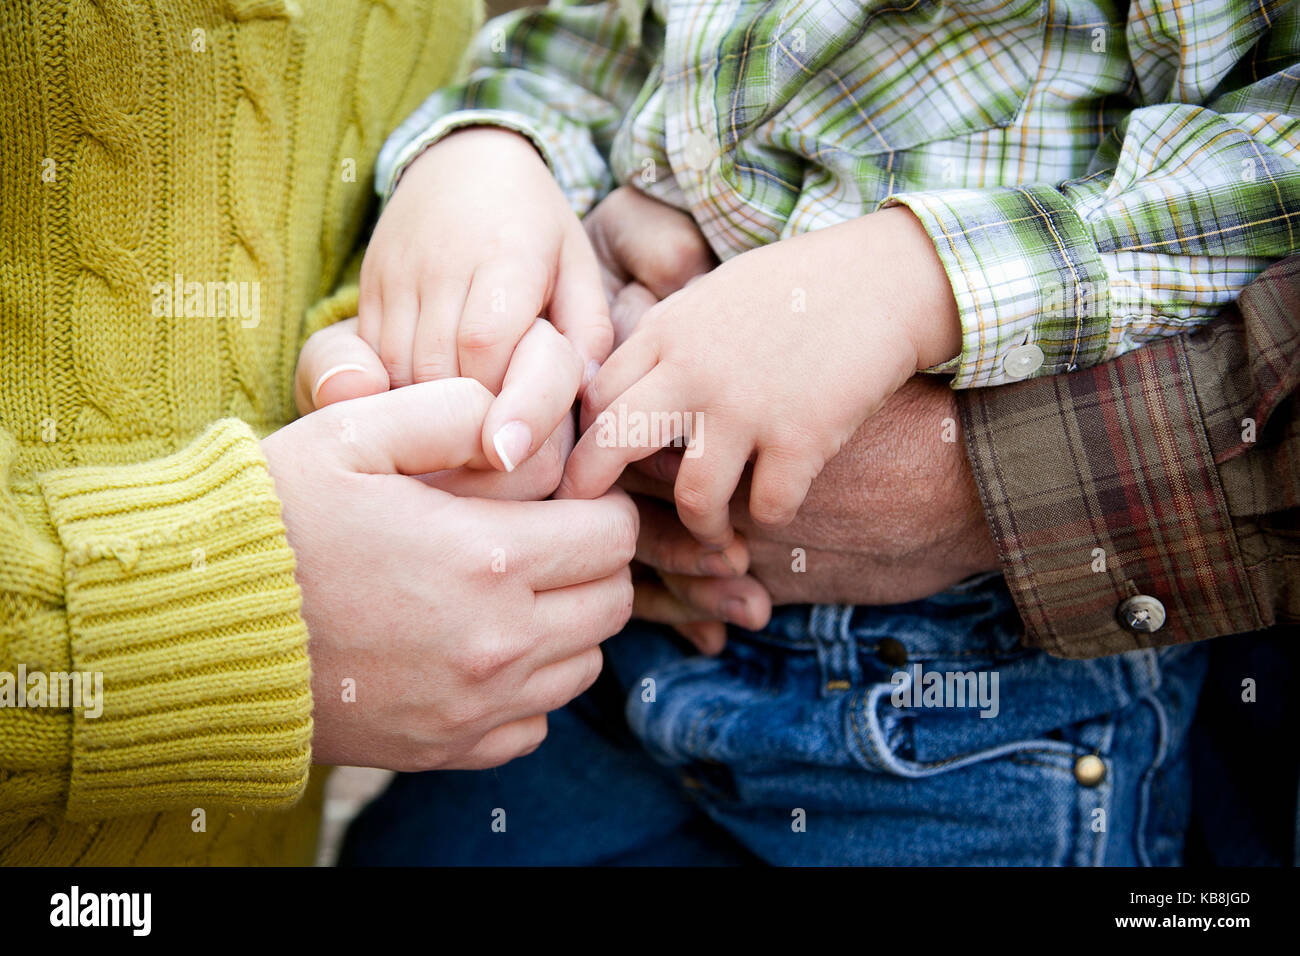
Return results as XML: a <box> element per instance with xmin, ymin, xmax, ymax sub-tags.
<box><xmin>294</xmin><ymin>317</ymin><xmax>574</xmax><ymax>500</ymax></box>
<box><xmin>262</xmin><ymin>378</ymin><xmax>636</xmax><ymax>771</ymax></box>
<box><xmin>624</xmin><ymin>377</ymin><xmax>1000</xmax><ymax>651</ymax></box>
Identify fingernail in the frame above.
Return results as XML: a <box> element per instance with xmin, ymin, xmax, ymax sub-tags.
<box><xmin>311</xmin><ymin>363</ymin><xmax>370</xmax><ymax>405</ymax></box>
<box><xmin>701</xmin><ymin>552</ymin><xmax>737</xmax><ymax>576</ymax></box>
<box><xmin>492</xmin><ymin>421</ymin><xmax>532</xmax><ymax>473</ymax></box>
<box><xmin>721</xmin><ymin>598</ymin><xmax>749</xmax><ymax>625</ymax></box>
<box><xmin>700</xmin><ymin>533</ymin><xmax>734</xmax><ymax>554</ymax></box>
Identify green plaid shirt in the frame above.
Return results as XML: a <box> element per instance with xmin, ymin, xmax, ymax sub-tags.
<box><xmin>378</xmin><ymin>0</ymin><xmax>1300</xmax><ymax>387</ymax></box>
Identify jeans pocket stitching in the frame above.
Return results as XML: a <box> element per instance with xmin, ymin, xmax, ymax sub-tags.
<box><xmin>852</xmin><ymin>680</ymin><xmax>1083</xmax><ymax>778</ymax></box>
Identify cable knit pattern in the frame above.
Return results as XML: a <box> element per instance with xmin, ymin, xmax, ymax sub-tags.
<box><xmin>65</xmin><ymin>0</ymin><xmax>158</xmax><ymax>443</ymax></box>
<box><xmin>224</xmin><ymin>0</ymin><xmax>296</xmax><ymax>426</ymax></box>
<box><xmin>0</xmin><ymin>0</ymin><xmax>479</xmax><ymax>865</ymax></box>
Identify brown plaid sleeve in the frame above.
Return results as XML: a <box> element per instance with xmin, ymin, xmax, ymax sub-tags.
<box><xmin>957</xmin><ymin>255</ymin><xmax>1300</xmax><ymax>659</ymax></box>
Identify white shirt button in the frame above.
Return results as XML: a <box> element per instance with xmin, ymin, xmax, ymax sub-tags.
<box><xmin>683</xmin><ymin>132</ymin><xmax>714</xmax><ymax>171</ymax></box>
<box><xmin>1117</xmin><ymin>594</ymin><xmax>1167</xmax><ymax>633</ymax></box>
<box><xmin>1003</xmin><ymin>343</ymin><xmax>1045</xmax><ymax>379</ymax></box>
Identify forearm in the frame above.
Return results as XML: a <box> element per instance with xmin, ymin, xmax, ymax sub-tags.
<box><xmin>885</xmin><ymin>8</ymin><xmax>1300</xmax><ymax>390</ymax></box>
<box><xmin>376</xmin><ymin>1</ymin><xmax>651</xmax><ymax>215</ymax></box>
<box><xmin>957</xmin><ymin>255</ymin><xmax>1300</xmax><ymax>658</ymax></box>
<box><xmin>1</xmin><ymin>421</ymin><xmax>313</xmax><ymax>825</ymax></box>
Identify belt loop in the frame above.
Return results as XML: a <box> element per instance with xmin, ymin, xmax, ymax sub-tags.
<box><xmin>809</xmin><ymin>604</ymin><xmax>861</xmax><ymax>696</ymax></box>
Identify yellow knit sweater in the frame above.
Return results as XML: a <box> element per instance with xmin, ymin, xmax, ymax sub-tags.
<box><xmin>0</xmin><ymin>0</ymin><xmax>478</xmax><ymax>865</ymax></box>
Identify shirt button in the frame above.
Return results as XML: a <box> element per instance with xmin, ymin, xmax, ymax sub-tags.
<box><xmin>877</xmin><ymin>637</ymin><xmax>908</xmax><ymax>667</ymax></box>
<box><xmin>1003</xmin><ymin>343</ymin><xmax>1045</xmax><ymax>379</ymax></box>
<box><xmin>683</xmin><ymin>132</ymin><xmax>714</xmax><ymax>171</ymax></box>
<box><xmin>1117</xmin><ymin>594</ymin><xmax>1166</xmax><ymax>634</ymax></box>
<box><xmin>1074</xmin><ymin>754</ymin><xmax>1106</xmax><ymax>787</ymax></box>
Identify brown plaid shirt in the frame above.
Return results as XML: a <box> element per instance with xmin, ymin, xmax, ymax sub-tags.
<box><xmin>959</xmin><ymin>255</ymin><xmax>1300</xmax><ymax>659</ymax></box>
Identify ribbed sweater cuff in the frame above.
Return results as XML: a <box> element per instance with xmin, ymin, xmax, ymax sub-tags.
<box><xmin>37</xmin><ymin>420</ymin><xmax>313</xmax><ymax>820</ymax></box>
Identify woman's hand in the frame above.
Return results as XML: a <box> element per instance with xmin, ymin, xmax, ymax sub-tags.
<box><xmin>295</xmin><ymin>317</ymin><xmax>574</xmax><ymax>501</ymax></box>
<box><xmin>262</xmin><ymin>378</ymin><xmax>635</xmax><ymax>771</ymax></box>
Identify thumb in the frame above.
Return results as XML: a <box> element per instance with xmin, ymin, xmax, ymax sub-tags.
<box><xmin>481</xmin><ymin>319</ymin><xmax>582</xmax><ymax>472</ymax></box>
<box><xmin>294</xmin><ymin>317</ymin><xmax>390</xmax><ymax>415</ymax></box>
<box><xmin>329</xmin><ymin>377</ymin><xmax>495</xmax><ymax>477</ymax></box>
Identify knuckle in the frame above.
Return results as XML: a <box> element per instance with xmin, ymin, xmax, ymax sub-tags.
<box><xmin>673</xmin><ymin>480</ymin><xmax>717</xmax><ymax>521</ymax></box>
<box><xmin>393</xmin><ymin>752</ymin><xmax>437</xmax><ymax>774</ymax></box>
<box><xmin>411</xmin><ymin>353</ymin><xmax>458</xmax><ymax>383</ymax></box>
<box><xmin>749</xmin><ymin>498</ymin><xmax>797</xmax><ymax>527</ymax></box>
<box><xmin>611</xmin><ymin>569</ymin><xmax>635</xmax><ymax>630</ymax></box>
<box><xmin>750</xmin><ymin>479</ymin><xmax>803</xmax><ymax>526</ymax></box>
<box><xmin>530</xmin><ymin>438</ymin><xmax>566</xmax><ymax>496</ymax></box>
<box><xmin>483</xmin><ymin>223</ymin><xmax>533</xmax><ymax>258</ymax></box>
<box><xmin>379</xmin><ymin>353</ymin><xmax>412</xmax><ymax>387</ymax></box>
<box><xmin>438</xmin><ymin>704</ymin><xmax>479</xmax><ymax>739</ymax></box>
<box><xmin>579</xmin><ymin>646</ymin><xmax>605</xmax><ymax>690</ymax></box>
<box><xmin>442</xmin><ymin>377</ymin><xmax>495</xmax><ymax>422</ymax></box>
<box><xmin>517</xmin><ymin>717</ymin><xmax>549</xmax><ymax>759</ymax></box>
<box><xmin>457</xmin><ymin>318</ymin><xmax>505</xmax><ymax>355</ymax></box>
<box><xmin>454</xmin><ymin>636</ymin><xmax>515</xmax><ymax>682</ymax></box>
<box><xmin>608</xmin><ymin>510</ymin><xmax>639</xmax><ymax>565</ymax></box>
<box><xmin>647</xmin><ymin>241</ymin><xmax>706</xmax><ymax>286</ymax></box>
<box><xmin>583</xmin><ymin>321</ymin><xmax>615</xmax><ymax>363</ymax></box>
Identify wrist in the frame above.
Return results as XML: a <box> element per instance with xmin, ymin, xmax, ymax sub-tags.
<box><xmin>398</xmin><ymin>125</ymin><xmax>546</xmax><ymax>192</ymax></box>
<box><xmin>872</xmin><ymin>207</ymin><xmax>962</xmax><ymax>371</ymax></box>
<box><xmin>438</xmin><ymin>124</ymin><xmax>545</xmax><ymax>159</ymax></box>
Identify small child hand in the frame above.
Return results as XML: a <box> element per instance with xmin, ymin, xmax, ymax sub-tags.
<box><xmin>559</xmin><ymin>207</ymin><xmax>961</xmax><ymax>549</ymax></box>
<box><xmin>357</xmin><ymin>126</ymin><xmax>610</xmax><ymax>471</ymax></box>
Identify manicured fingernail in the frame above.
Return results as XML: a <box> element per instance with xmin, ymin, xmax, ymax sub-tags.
<box><xmin>311</xmin><ymin>363</ymin><xmax>370</xmax><ymax>405</ymax></box>
<box><xmin>492</xmin><ymin>421</ymin><xmax>532</xmax><ymax>473</ymax></box>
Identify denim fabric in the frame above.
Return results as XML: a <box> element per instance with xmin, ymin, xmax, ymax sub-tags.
<box><xmin>1185</xmin><ymin>626</ymin><xmax>1300</xmax><ymax>866</ymax></box>
<box><xmin>341</xmin><ymin>575</ymin><xmax>1209</xmax><ymax>866</ymax></box>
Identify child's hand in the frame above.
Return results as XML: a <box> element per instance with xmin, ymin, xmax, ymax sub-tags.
<box><xmin>358</xmin><ymin>126</ymin><xmax>610</xmax><ymax>471</ymax></box>
<box><xmin>559</xmin><ymin>206</ymin><xmax>961</xmax><ymax>549</ymax></box>
<box><xmin>582</xmin><ymin>185</ymin><xmax>718</xmax><ymax>334</ymax></box>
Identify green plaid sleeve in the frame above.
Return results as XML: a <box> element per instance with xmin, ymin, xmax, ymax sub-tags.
<box><xmin>888</xmin><ymin>9</ymin><xmax>1300</xmax><ymax>389</ymax></box>
<box><xmin>376</xmin><ymin>1</ymin><xmax>650</xmax><ymax>215</ymax></box>
<box><xmin>885</xmin><ymin>184</ymin><xmax>1111</xmax><ymax>387</ymax></box>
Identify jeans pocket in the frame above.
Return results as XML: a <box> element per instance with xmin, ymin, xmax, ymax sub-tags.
<box><xmin>846</xmin><ymin>676</ymin><xmax>1086</xmax><ymax>778</ymax></box>
<box><xmin>626</xmin><ymin>645</ymin><xmax>865</xmax><ymax>773</ymax></box>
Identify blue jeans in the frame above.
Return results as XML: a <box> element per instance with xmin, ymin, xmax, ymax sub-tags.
<box><xmin>340</xmin><ymin>574</ymin><xmax>1209</xmax><ymax>865</ymax></box>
